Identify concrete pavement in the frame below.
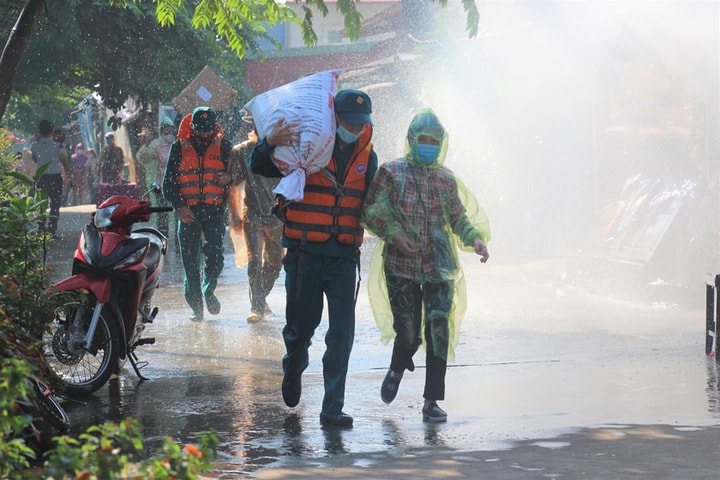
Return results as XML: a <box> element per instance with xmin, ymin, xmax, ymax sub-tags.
<box><xmin>52</xmin><ymin>205</ymin><xmax>720</xmax><ymax>479</ymax></box>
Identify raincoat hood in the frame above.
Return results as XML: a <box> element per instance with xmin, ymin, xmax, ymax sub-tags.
<box><xmin>159</xmin><ymin>116</ymin><xmax>176</xmax><ymax>143</ymax></box>
<box><xmin>159</xmin><ymin>116</ymin><xmax>174</xmax><ymax>130</ymax></box>
<box><xmin>404</xmin><ymin>108</ymin><xmax>449</xmax><ymax>168</ymax></box>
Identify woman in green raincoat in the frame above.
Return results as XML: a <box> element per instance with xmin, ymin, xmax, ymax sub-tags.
<box><xmin>361</xmin><ymin>108</ymin><xmax>491</xmax><ymax>422</ymax></box>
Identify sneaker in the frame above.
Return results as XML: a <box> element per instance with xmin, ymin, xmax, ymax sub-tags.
<box><xmin>319</xmin><ymin>412</ymin><xmax>353</xmax><ymax>428</ymax></box>
<box><xmin>422</xmin><ymin>402</ymin><xmax>447</xmax><ymax>423</ymax></box>
<box><xmin>281</xmin><ymin>374</ymin><xmax>301</xmax><ymax>408</ymax></box>
<box><xmin>246</xmin><ymin>311</ymin><xmax>262</xmax><ymax>323</ymax></box>
<box><xmin>189</xmin><ymin>310</ymin><xmax>203</xmax><ymax>322</ymax></box>
<box><xmin>381</xmin><ymin>368</ymin><xmax>401</xmax><ymax>404</ymax></box>
<box><xmin>206</xmin><ymin>294</ymin><xmax>221</xmax><ymax>315</ymax></box>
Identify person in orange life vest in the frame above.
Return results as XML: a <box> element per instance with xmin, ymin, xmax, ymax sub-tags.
<box><xmin>248</xmin><ymin>89</ymin><xmax>378</xmax><ymax>428</ymax></box>
<box><xmin>162</xmin><ymin>106</ymin><xmax>234</xmax><ymax>321</ymax></box>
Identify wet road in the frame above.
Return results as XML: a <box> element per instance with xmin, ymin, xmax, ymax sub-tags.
<box><xmin>48</xmin><ymin>207</ymin><xmax>720</xmax><ymax>478</ymax></box>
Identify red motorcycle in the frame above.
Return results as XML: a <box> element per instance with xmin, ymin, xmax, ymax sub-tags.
<box><xmin>43</xmin><ymin>186</ymin><xmax>173</xmax><ymax>395</ymax></box>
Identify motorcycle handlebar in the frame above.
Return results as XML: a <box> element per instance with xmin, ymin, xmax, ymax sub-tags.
<box><xmin>149</xmin><ymin>206</ymin><xmax>174</xmax><ymax>213</ymax></box>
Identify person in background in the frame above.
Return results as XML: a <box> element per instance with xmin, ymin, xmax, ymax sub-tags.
<box><xmin>248</xmin><ymin>89</ymin><xmax>377</xmax><ymax>428</ymax></box>
<box><xmin>32</xmin><ymin>119</ymin><xmax>70</xmax><ymax>238</ymax></box>
<box><xmin>52</xmin><ymin>128</ymin><xmax>71</xmax><ymax>206</ymax></box>
<box><xmin>85</xmin><ymin>147</ymin><xmax>98</xmax><ymax>204</ymax></box>
<box><xmin>162</xmin><ymin>107</ymin><xmax>233</xmax><ymax>321</ymax></box>
<box><xmin>146</xmin><ymin>117</ymin><xmax>176</xmax><ymax>237</ymax></box>
<box><xmin>70</xmin><ymin>143</ymin><xmax>87</xmax><ymax>205</ymax></box>
<box><xmin>135</xmin><ymin>128</ymin><xmax>156</xmax><ymax>193</ymax></box>
<box><xmin>227</xmin><ymin>125</ymin><xmax>283</xmax><ymax>323</ymax></box>
<box><xmin>99</xmin><ymin>132</ymin><xmax>125</xmax><ymax>184</ymax></box>
<box><xmin>361</xmin><ymin>108</ymin><xmax>491</xmax><ymax>423</ymax></box>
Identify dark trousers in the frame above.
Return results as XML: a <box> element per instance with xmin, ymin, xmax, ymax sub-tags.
<box><xmin>245</xmin><ymin>222</ymin><xmax>283</xmax><ymax>313</ymax></box>
<box><xmin>385</xmin><ymin>272</ymin><xmax>453</xmax><ymax>401</ymax></box>
<box><xmin>37</xmin><ymin>173</ymin><xmax>63</xmax><ymax>236</ymax></box>
<box><xmin>282</xmin><ymin>250</ymin><xmax>357</xmax><ymax>417</ymax></box>
<box><xmin>177</xmin><ymin>204</ymin><xmax>226</xmax><ymax>312</ymax></box>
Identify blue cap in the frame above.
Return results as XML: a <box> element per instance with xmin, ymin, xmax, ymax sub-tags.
<box><xmin>334</xmin><ymin>89</ymin><xmax>372</xmax><ymax>125</ymax></box>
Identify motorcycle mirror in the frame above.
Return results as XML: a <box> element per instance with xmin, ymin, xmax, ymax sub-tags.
<box><xmin>142</xmin><ymin>182</ymin><xmax>162</xmax><ymax>199</ymax></box>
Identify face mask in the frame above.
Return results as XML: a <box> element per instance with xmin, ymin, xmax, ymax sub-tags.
<box><xmin>162</xmin><ymin>134</ymin><xmax>175</xmax><ymax>143</ymax></box>
<box><xmin>77</xmin><ymin>149</ymin><xmax>83</xmax><ymax>155</ymax></box>
<box><xmin>337</xmin><ymin>125</ymin><xmax>361</xmax><ymax>144</ymax></box>
<box><xmin>106</xmin><ymin>138</ymin><xmax>114</xmax><ymax>145</ymax></box>
<box><xmin>414</xmin><ymin>144</ymin><xmax>441</xmax><ymax>165</ymax></box>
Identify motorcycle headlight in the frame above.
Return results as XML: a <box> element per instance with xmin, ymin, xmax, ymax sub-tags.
<box><xmin>113</xmin><ymin>245</ymin><xmax>147</xmax><ymax>270</ymax></box>
<box><xmin>79</xmin><ymin>232</ymin><xmax>93</xmax><ymax>266</ymax></box>
<box><xmin>95</xmin><ymin>203</ymin><xmax>119</xmax><ymax>228</ymax></box>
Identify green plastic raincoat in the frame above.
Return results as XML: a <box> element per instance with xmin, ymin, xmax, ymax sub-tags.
<box><xmin>361</xmin><ymin>108</ymin><xmax>491</xmax><ymax>361</ymax></box>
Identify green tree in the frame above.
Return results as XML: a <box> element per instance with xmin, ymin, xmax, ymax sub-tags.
<box><xmin>1</xmin><ymin>1</ymin><xmax>261</xmax><ymax>133</ymax></box>
<box><xmin>0</xmin><ymin>1</ymin><xmax>479</xmax><ymax>129</ymax></box>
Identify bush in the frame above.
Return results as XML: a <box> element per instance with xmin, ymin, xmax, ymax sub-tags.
<box><xmin>43</xmin><ymin>419</ymin><xmax>219</xmax><ymax>480</ymax></box>
<box><xmin>1</xmin><ymin>128</ymin><xmax>56</xmax><ymax>474</ymax></box>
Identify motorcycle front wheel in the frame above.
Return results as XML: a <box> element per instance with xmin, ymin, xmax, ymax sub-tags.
<box><xmin>43</xmin><ymin>293</ymin><xmax>123</xmax><ymax>396</ymax></box>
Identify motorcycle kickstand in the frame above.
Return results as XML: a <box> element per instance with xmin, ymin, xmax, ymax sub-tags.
<box><xmin>127</xmin><ymin>337</ymin><xmax>155</xmax><ymax>380</ymax></box>
<box><xmin>128</xmin><ymin>350</ymin><xmax>150</xmax><ymax>381</ymax></box>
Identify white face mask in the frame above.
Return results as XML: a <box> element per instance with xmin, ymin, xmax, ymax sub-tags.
<box><xmin>162</xmin><ymin>134</ymin><xmax>175</xmax><ymax>143</ymax></box>
<box><xmin>337</xmin><ymin>125</ymin><xmax>361</xmax><ymax>143</ymax></box>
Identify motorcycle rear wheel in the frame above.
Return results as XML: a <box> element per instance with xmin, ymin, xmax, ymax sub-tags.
<box><xmin>43</xmin><ymin>293</ymin><xmax>122</xmax><ymax>396</ymax></box>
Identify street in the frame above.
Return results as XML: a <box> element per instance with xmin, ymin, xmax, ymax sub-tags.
<box><xmin>48</xmin><ymin>206</ymin><xmax>720</xmax><ymax>479</ymax></box>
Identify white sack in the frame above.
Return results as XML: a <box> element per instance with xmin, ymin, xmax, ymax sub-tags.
<box><xmin>242</xmin><ymin>70</ymin><xmax>339</xmax><ymax>201</ymax></box>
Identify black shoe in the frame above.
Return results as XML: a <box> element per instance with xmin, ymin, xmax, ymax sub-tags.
<box><xmin>422</xmin><ymin>402</ymin><xmax>447</xmax><ymax>423</ymax></box>
<box><xmin>189</xmin><ymin>310</ymin><xmax>203</xmax><ymax>322</ymax></box>
<box><xmin>282</xmin><ymin>374</ymin><xmax>301</xmax><ymax>408</ymax></box>
<box><xmin>320</xmin><ymin>412</ymin><xmax>353</xmax><ymax>428</ymax></box>
<box><xmin>381</xmin><ymin>368</ymin><xmax>401</xmax><ymax>404</ymax></box>
<box><xmin>206</xmin><ymin>294</ymin><xmax>221</xmax><ymax>315</ymax></box>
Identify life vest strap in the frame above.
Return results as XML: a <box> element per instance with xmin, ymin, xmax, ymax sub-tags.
<box><xmin>284</xmin><ymin>220</ymin><xmax>362</xmax><ymax>237</ymax></box>
<box><xmin>290</xmin><ymin>203</ymin><xmax>361</xmax><ymax>217</ymax></box>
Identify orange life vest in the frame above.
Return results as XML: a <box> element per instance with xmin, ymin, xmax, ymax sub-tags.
<box><xmin>176</xmin><ymin>114</ymin><xmax>226</xmax><ymax>206</ymax></box>
<box><xmin>282</xmin><ymin>125</ymin><xmax>373</xmax><ymax>246</ymax></box>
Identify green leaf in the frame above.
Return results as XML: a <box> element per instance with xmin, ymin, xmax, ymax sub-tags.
<box><xmin>5</xmin><ymin>170</ymin><xmax>33</xmax><ymax>187</ymax></box>
<box><xmin>462</xmin><ymin>0</ymin><xmax>480</xmax><ymax>38</ymax></box>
